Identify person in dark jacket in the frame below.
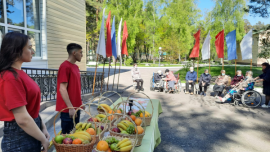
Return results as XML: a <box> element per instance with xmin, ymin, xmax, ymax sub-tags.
<box><xmin>199</xmin><ymin>69</ymin><xmax>212</xmax><ymax>96</ymax></box>
<box><xmin>154</xmin><ymin>70</ymin><xmax>164</xmax><ymax>83</ymax></box>
<box><xmin>255</xmin><ymin>62</ymin><xmax>270</xmax><ymax>108</ymax></box>
<box><xmin>230</xmin><ymin>70</ymin><xmax>244</xmax><ymax>88</ymax></box>
<box><xmin>185</xmin><ymin>67</ymin><xmax>197</xmax><ymax>95</ymax></box>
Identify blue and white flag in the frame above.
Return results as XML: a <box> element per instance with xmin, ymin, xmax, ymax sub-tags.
<box><xmin>225</xmin><ymin>30</ymin><xmax>237</xmax><ymax>60</ymax></box>
<box><xmin>96</xmin><ymin>8</ymin><xmax>106</xmax><ymax>58</ymax></box>
<box><xmin>240</xmin><ymin>30</ymin><xmax>253</xmax><ymax>60</ymax></box>
<box><xmin>111</xmin><ymin>16</ymin><xmax>117</xmax><ymax>59</ymax></box>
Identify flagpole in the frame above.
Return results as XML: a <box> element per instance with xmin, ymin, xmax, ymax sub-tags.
<box><xmin>112</xmin><ymin>58</ymin><xmax>117</xmax><ymax>90</ymax></box>
<box><xmin>222</xmin><ymin>58</ymin><xmax>224</xmax><ymax>70</ymax></box>
<box><xmin>107</xmin><ymin>57</ymin><xmax>111</xmax><ymax>90</ymax></box>
<box><xmin>117</xmin><ymin>56</ymin><xmax>122</xmax><ymax>92</ymax></box>
<box><xmin>250</xmin><ymin>59</ymin><xmax>252</xmax><ymax>71</ymax></box>
<box><xmin>92</xmin><ymin>55</ymin><xmax>99</xmax><ymax>95</ymax></box>
<box><xmin>197</xmin><ymin>57</ymin><xmax>199</xmax><ymax>83</ymax></box>
<box><xmin>209</xmin><ymin>58</ymin><xmax>210</xmax><ymax>74</ymax></box>
<box><xmin>100</xmin><ymin>59</ymin><xmax>106</xmax><ymax>92</ymax></box>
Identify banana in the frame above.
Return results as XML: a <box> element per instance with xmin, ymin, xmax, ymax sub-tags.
<box><xmin>117</xmin><ymin>138</ymin><xmax>129</xmax><ymax>147</ymax></box>
<box><xmin>117</xmin><ymin>123</ymin><xmax>127</xmax><ymax>130</ymax></box>
<box><xmin>70</xmin><ymin>134</ymin><xmax>90</xmax><ymax>142</ymax></box>
<box><xmin>97</xmin><ymin>114</ymin><xmax>106</xmax><ymax>118</ymax></box>
<box><xmin>85</xmin><ymin>123</ymin><xmax>92</xmax><ymax>130</ymax></box>
<box><xmin>74</xmin><ymin>131</ymin><xmax>91</xmax><ymax>140</ymax></box>
<box><xmin>119</xmin><ymin>145</ymin><xmax>133</xmax><ymax>151</ymax></box>
<box><xmin>75</xmin><ymin>122</ymin><xmax>83</xmax><ymax>129</ymax></box>
<box><xmin>121</xmin><ymin>121</ymin><xmax>134</xmax><ymax>128</ymax></box>
<box><xmin>120</xmin><ymin>122</ymin><xmax>130</xmax><ymax>128</ymax></box>
<box><xmin>95</xmin><ymin>116</ymin><xmax>102</xmax><ymax>122</ymax></box>
<box><xmin>118</xmin><ymin>140</ymin><xmax>132</xmax><ymax>148</ymax></box>
<box><xmin>81</xmin><ymin>123</ymin><xmax>87</xmax><ymax>130</ymax></box>
<box><xmin>99</xmin><ymin>104</ymin><xmax>112</xmax><ymax>112</ymax></box>
<box><xmin>119</xmin><ymin>127</ymin><xmax>124</xmax><ymax>132</ymax></box>
<box><xmin>145</xmin><ymin>111</ymin><xmax>151</xmax><ymax>117</ymax></box>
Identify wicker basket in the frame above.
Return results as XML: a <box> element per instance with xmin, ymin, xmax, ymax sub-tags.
<box><xmin>126</xmin><ymin>92</ymin><xmax>154</xmax><ymax>127</ymax></box>
<box><xmin>52</xmin><ymin>107</ymin><xmax>96</xmax><ymax>152</ymax></box>
<box><xmin>94</xmin><ymin>135</ymin><xmax>137</xmax><ymax>152</ymax></box>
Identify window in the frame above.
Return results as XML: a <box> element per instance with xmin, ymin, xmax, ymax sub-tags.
<box><xmin>0</xmin><ymin>0</ymin><xmax>41</xmax><ymax>57</ymax></box>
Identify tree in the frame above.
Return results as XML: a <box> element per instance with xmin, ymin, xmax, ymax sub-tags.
<box><xmin>244</xmin><ymin>19</ymin><xmax>252</xmax><ymax>33</ymax></box>
<box><xmin>253</xmin><ymin>21</ymin><xmax>270</xmax><ymax>31</ymax></box>
<box><xmin>245</xmin><ymin>0</ymin><xmax>270</xmax><ymax>18</ymax></box>
<box><xmin>210</xmin><ymin>0</ymin><xmax>246</xmax><ymax>60</ymax></box>
<box><xmin>258</xmin><ymin>27</ymin><xmax>270</xmax><ymax>63</ymax></box>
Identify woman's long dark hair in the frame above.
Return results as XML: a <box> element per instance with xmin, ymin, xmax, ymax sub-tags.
<box><xmin>262</xmin><ymin>62</ymin><xmax>270</xmax><ymax>73</ymax></box>
<box><xmin>0</xmin><ymin>32</ymin><xmax>29</xmax><ymax>78</ymax></box>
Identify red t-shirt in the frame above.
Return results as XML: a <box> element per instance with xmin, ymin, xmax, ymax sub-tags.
<box><xmin>56</xmin><ymin>61</ymin><xmax>82</xmax><ymax>113</ymax></box>
<box><xmin>0</xmin><ymin>69</ymin><xmax>41</xmax><ymax>121</ymax></box>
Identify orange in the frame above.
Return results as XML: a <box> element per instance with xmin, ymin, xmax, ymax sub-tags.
<box><xmin>96</xmin><ymin>140</ymin><xmax>109</xmax><ymax>151</ymax></box>
<box><xmin>135</xmin><ymin>118</ymin><xmax>142</xmax><ymax>126</ymax></box>
<box><xmin>72</xmin><ymin>139</ymin><xmax>82</xmax><ymax>144</ymax></box>
<box><xmin>135</xmin><ymin>126</ymin><xmax>144</xmax><ymax>134</ymax></box>
<box><xmin>108</xmin><ymin>115</ymin><xmax>114</xmax><ymax>121</ymax></box>
<box><xmin>130</xmin><ymin>115</ymin><xmax>136</xmax><ymax>121</ymax></box>
<box><xmin>108</xmin><ymin>148</ymin><xmax>112</xmax><ymax>152</ymax></box>
<box><xmin>108</xmin><ymin>110</ymin><xmax>115</xmax><ymax>114</ymax></box>
<box><xmin>86</xmin><ymin>128</ymin><xmax>96</xmax><ymax>135</ymax></box>
<box><xmin>116</xmin><ymin>109</ymin><xmax>122</xmax><ymax>113</ymax></box>
<box><xmin>93</xmin><ymin>118</ymin><xmax>98</xmax><ymax>122</ymax></box>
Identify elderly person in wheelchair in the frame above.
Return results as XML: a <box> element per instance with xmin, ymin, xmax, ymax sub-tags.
<box><xmin>199</xmin><ymin>69</ymin><xmax>212</xmax><ymax>96</ymax></box>
<box><xmin>150</xmin><ymin>70</ymin><xmax>166</xmax><ymax>91</ymax></box>
<box><xmin>162</xmin><ymin>69</ymin><xmax>177</xmax><ymax>93</ymax></box>
<box><xmin>218</xmin><ymin>71</ymin><xmax>254</xmax><ymax>103</ymax></box>
<box><xmin>213</xmin><ymin>70</ymin><xmax>229</xmax><ymax>98</ymax></box>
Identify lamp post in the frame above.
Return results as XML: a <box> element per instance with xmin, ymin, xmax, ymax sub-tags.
<box><xmin>158</xmin><ymin>47</ymin><xmax>162</xmax><ymax>67</ymax></box>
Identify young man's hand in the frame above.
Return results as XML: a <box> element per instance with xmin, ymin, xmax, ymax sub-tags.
<box><xmin>69</xmin><ymin>108</ymin><xmax>77</xmax><ymax>118</ymax></box>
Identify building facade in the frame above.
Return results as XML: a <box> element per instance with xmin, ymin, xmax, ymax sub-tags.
<box><xmin>0</xmin><ymin>0</ymin><xmax>86</xmax><ymax>70</ymax></box>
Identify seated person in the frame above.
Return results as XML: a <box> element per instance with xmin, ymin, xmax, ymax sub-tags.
<box><xmin>230</xmin><ymin>70</ymin><xmax>244</xmax><ymax>88</ymax></box>
<box><xmin>218</xmin><ymin>71</ymin><xmax>254</xmax><ymax>102</ymax></box>
<box><xmin>199</xmin><ymin>69</ymin><xmax>212</xmax><ymax>96</ymax></box>
<box><xmin>213</xmin><ymin>70</ymin><xmax>229</xmax><ymax>97</ymax></box>
<box><xmin>154</xmin><ymin>70</ymin><xmax>164</xmax><ymax>83</ymax></box>
<box><xmin>185</xmin><ymin>67</ymin><xmax>197</xmax><ymax>95</ymax></box>
<box><xmin>131</xmin><ymin>63</ymin><xmax>144</xmax><ymax>91</ymax></box>
<box><xmin>163</xmin><ymin>69</ymin><xmax>177</xmax><ymax>93</ymax></box>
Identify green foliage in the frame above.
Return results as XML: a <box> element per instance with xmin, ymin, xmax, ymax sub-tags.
<box><xmin>257</xmin><ymin>30</ymin><xmax>270</xmax><ymax>62</ymax></box>
<box><xmin>183</xmin><ymin>61</ymin><xmax>192</xmax><ymax>73</ymax></box>
<box><xmin>125</xmin><ymin>57</ymin><xmax>133</xmax><ymax>66</ymax></box>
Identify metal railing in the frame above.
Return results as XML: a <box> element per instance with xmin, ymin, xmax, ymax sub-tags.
<box><xmin>22</xmin><ymin>67</ymin><xmax>105</xmax><ymax>101</ymax></box>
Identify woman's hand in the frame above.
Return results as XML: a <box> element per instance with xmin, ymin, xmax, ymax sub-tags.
<box><xmin>41</xmin><ymin>138</ymin><xmax>50</xmax><ymax>152</ymax></box>
<box><xmin>42</xmin><ymin>127</ymin><xmax>50</xmax><ymax>140</ymax></box>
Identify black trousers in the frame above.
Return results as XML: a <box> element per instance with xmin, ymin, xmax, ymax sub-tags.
<box><xmin>60</xmin><ymin>110</ymin><xmax>81</xmax><ymax>134</ymax></box>
<box><xmin>199</xmin><ymin>85</ymin><xmax>208</xmax><ymax>92</ymax></box>
<box><xmin>186</xmin><ymin>81</ymin><xmax>195</xmax><ymax>92</ymax></box>
<box><xmin>135</xmin><ymin>79</ymin><xmax>144</xmax><ymax>89</ymax></box>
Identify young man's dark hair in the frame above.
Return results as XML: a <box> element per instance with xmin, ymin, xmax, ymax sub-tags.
<box><xmin>66</xmin><ymin>43</ymin><xmax>82</xmax><ymax>55</ymax></box>
<box><xmin>165</xmin><ymin>69</ymin><xmax>170</xmax><ymax>73</ymax></box>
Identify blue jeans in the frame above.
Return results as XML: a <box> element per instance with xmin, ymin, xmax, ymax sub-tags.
<box><xmin>60</xmin><ymin>110</ymin><xmax>81</xmax><ymax>134</ymax></box>
<box><xmin>1</xmin><ymin>116</ymin><xmax>42</xmax><ymax>152</ymax></box>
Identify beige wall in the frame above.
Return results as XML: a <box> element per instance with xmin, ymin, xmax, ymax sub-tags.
<box><xmin>46</xmin><ymin>0</ymin><xmax>86</xmax><ymax>70</ymax></box>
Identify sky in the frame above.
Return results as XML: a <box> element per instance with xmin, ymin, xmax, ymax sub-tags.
<box><xmin>198</xmin><ymin>0</ymin><xmax>270</xmax><ymax>26</ymax></box>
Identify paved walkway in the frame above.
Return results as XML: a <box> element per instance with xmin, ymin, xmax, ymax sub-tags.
<box><xmin>99</xmin><ymin>67</ymin><xmax>270</xmax><ymax>152</ymax></box>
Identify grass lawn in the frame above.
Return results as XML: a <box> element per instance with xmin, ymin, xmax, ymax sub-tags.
<box><xmin>175</xmin><ymin>66</ymin><xmax>262</xmax><ymax>82</ymax></box>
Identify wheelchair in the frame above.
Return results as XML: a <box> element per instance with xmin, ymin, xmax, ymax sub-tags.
<box><xmin>230</xmin><ymin>82</ymin><xmax>262</xmax><ymax>108</ymax></box>
<box><xmin>164</xmin><ymin>73</ymin><xmax>182</xmax><ymax>94</ymax></box>
<box><xmin>150</xmin><ymin>72</ymin><xmax>165</xmax><ymax>92</ymax></box>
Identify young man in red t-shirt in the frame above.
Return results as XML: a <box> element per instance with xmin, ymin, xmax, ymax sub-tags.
<box><xmin>56</xmin><ymin>43</ymin><xmax>83</xmax><ymax>134</ymax></box>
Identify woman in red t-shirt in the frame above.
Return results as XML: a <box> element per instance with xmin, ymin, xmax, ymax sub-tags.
<box><xmin>0</xmin><ymin>32</ymin><xmax>50</xmax><ymax>152</ymax></box>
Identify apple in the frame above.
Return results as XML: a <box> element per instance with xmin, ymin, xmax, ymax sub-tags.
<box><xmin>112</xmin><ymin>127</ymin><xmax>120</xmax><ymax>133</ymax></box>
<box><xmin>88</xmin><ymin>118</ymin><xmax>93</xmax><ymax>122</ymax></box>
<box><xmin>63</xmin><ymin>138</ymin><xmax>73</xmax><ymax>144</ymax></box>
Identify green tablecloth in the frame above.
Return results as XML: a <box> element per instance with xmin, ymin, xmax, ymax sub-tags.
<box><xmin>111</xmin><ymin>97</ymin><xmax>163</xmax><ymax>152</ymax></box>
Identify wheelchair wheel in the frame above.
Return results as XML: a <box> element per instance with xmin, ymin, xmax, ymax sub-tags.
<box><xmin>241</xmin><ymin>90</ymin><xmax>262</xmax><ymax>108</ymax></box>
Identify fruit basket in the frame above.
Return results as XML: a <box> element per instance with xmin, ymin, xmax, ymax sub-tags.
<box><xmin>52</xmin><ymin>107</ymin><xmax>96</xmax><ymax>152</ymax></box>
<box><xmin>71</xmin><ymin>104</ymin><xmax>109</xmax><ymax>144</ymax></box>
<box><xmin>126</xmin><ymin>92</ymin><xmax>154</xmax><ymax>126</ymax></box>
<box><xmin>109</xmin><ymin>101</ymin><xmax>146</xmax><ymax>146</ymax></box>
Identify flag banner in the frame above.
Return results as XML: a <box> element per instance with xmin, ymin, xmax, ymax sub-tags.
<box><xmin>122</xmin><ymin>21</ymin><xmax>128</xmax><ymax>56</ymax></box>
<box><xmin>96</xmin><ymin>8</ymin><xmax>106</xmax><ymax>58</ymax></box>
<box><xmin>111</xmin><ymin>16</ymin><xmax>117</xmax><ymax>59</ymax></box>
<box><xmin>226</xmin><ymin>30</ymin><xmax>237</xmax><ymax>60</ymax></box>
<box><xmin>189</xmin><ymin>30</ymin><xmax>200</xmax><ymax>58</ymax></box>
<box><xmin>240</xmin><ymin>30</ymin><xmax>253</xmax><ymax>60</ymax></box>
<box><xmin>106</xmin><ymin>11</ymin><xmax>112</xmax><ymax>57</ymax></box>
<box><xmin>202</xmin><ymin>31</ymin><xmax>211</xmax><ymax>60</ymax></box>
<box><xmin>117</xmin><ymin>18</ymin><xmax>122</xmax><ymax>57</ymax></box>
<box><xmin>215</xmin><ymin>29</ymin><xmax>224</xmax><ymax>58</ymax></box>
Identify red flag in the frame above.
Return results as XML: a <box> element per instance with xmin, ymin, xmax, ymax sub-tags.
<box><xmin>122</xmin><ymin>21</ymin><xmax>128</xmax><ymax>56</ymax></box>
<box><xmin>106</xmin><ymin>11</ymin><xmax>112</xmax><ymax>57</ymax></box>
<box><xmin>215</xmin><ymin>29</ymin><xmax>224</xmax><ymax>58</ymax></box>
<box><xmin>189</xmin><ymin>30</ymin><xmax>200</xmax><ymax>58</ymax></box>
